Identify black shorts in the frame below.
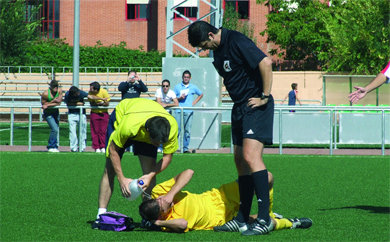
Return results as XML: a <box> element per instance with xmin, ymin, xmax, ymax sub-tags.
<box><xmin>231</xmin><ymin>96</ymin><xmax>274</xmax><ymax>146</ymax></box>
<box><xmin>106</xmin><ymin>110</ymin><xmax>157</xmax><ymax>159</ymax></box>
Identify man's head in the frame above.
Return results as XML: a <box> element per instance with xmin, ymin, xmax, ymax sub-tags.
<box><xmin>127</xmin><ymin>70</ymin><xmax>137</xmax><ymax>83</ymax></box>
<box><xmin>182</xmin><ymin>70</ymin><xmax>191</xmax><ymax>85</ymax></box>
<box><xmin>49</xmin><ymin>79</ymin><xmax>59</xmax><ymax>92</ymax></box>
<box><xmin>146</xmin><ymin>116</ymin><xmax>170</xmax><ymax>146</ymax></box>
<box><xmin>89</xmin><ymin>81</ymin><xmax>100</xmax><ymax>94</ymax></box>
<box><xmin>188</xmin><ymin>21</ymin><xmax>220</xmax><ymax>50</ymax></box>
<box><xmin>291</xmin><ymin>83</ymin><xmax>298</xmax><ymax>90</ymax></box>
<box><xmin>139</xmin><ymin>197</ymin><xmax>173</xmax><ymax>221</ymax></box>
<box><xmin>162</xmin><ymin>79</ymin><xmax>170</xmax><ymax>94</ymax></box>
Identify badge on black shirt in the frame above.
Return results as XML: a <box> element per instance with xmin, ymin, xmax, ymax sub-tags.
<box><xmin>223</xmin><ymin>60</ymin><xmax>232</xmax><ymax>72</ymax></box>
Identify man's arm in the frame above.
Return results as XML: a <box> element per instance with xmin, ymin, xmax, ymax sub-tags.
<box><xmin>248</xmin><ymin>57</ymin><xmax>273</xmax><ymax>108</ymax></box>
<box><xmin>295</xmin><ymin>91</ymin><xmax>302</xmax><ymax>105</ymax></box>
<box><xmin>348</xmin><ymin>73</ymin><xmax>387</xmax><ymax>103</ymax></box>
<box><xmin>109</xmin><ymin>141</ymin><xmax>132</xmax><ymax>197</ymax></box>
<box><xmin>154</xmin><ymin>219</ymin><xmax>188</xmax><ymax>233</ymax></box>
<box><xmin>192</xmin><ymin>93</ymin><xmax>203</xmax><ymax>106</ymax></box>
<box><xmin>164</xmin><ymin>98</ymin><xmax>179</xmax><ymax>108</ymax></box>
<box><xmin>137</xmin><ymin>80</ymin><xmax>148</xmax><ymax>92</ymax></box>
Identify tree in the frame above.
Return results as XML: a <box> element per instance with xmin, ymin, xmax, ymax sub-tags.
<box><xmin>222</xmin><ymin>3</ymin><xmax>257</xmax><ymax>43</ymax></box>
<box><xmin>0</xmin><ymin>0</ymin><xmax>41</xmax><ymax>65</ymax></box>
<box><xmin>257</xmin><ymin>0</ymin><xmax>390</xmax><ymax>74</ymax></box>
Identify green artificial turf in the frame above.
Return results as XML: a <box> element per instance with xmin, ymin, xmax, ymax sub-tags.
<box><xmin>0</xmin><ymin>152</ymin><xmax>389</xmax><ymax>241</ymax></box>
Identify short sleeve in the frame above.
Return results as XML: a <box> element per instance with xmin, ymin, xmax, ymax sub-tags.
<box><xmin>232</xmin><ymin>34</ymin><xmax>266</xmax><ymax>70</ymax></box>
<box><xmin>151</xmin><ymin>178</ymin><xmax>175</xmax><ymax>199</ymax></box>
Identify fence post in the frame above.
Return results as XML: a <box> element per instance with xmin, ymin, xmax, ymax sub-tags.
<box><xmin>10</xmin><ymin>107</ymin><xmax>14</xmax><ymax>146</ymax></box>
<box><xmin>381</xmin><ymin>110</ymin><xmax>385</xmax><ymax>156</ymax></box>
<box><xmin>329</xmin><ymin>109</ymin><xmax>333</xmax><ymax>155</ymax></box>
<box><xmin>28</xmin><ymin>107</ymin><xmax>32</xmax><ymax>152</ymax></box>
<box><xmin>279</xmin><ymin>109</ymin><xmax>283</xmax><ymax>155</ymax></box>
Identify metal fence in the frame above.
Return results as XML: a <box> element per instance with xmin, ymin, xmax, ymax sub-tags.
<box><xmin>1</xmin><ymin>104</ymin><xmax>388</xmax><ymax>155</ymax></box>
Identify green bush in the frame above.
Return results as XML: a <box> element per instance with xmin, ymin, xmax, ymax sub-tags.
<box><xmin>24</xmin><ymin>39</ymin><xmax>165</xmax><ymax>71</ymax></box>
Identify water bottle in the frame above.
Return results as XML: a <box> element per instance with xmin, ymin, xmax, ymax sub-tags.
<box><xmin>127</xmin><ymin>179</ymin><xmax>143</xmax><ymax>201</ymax></box>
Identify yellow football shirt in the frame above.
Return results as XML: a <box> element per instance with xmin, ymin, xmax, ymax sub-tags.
<box><xmin>108</xmin><ymin>98</ymin><xmax>178</xmax><ymax>154</ymax></box>
<box><xmin>151</xmin><ymin>178</ymin><xmax>291</xmax><ymax>232</ymax></box>
<box><xmin>88</xmin><ymin>88</ymin><xmax>111</xmax><ymax>113</ymax></box>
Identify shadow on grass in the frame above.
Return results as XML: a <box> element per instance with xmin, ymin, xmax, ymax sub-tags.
<box><xmin>319</xmin><ymin>205</ymin><xmax>390</xmax><ymax>214</ymax></box>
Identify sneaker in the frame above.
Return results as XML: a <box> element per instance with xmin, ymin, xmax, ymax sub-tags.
<box><xmin>289</xmin><ymin>217</ymin><xmax>313</xmax><ymax>229</ymax></box>
<box><xmin>101</xmin><ymin>148</ymin><xmax>105</xmax><ymax>153</ymax></box>
<box><xmin>95</xmin><ymin>148</ymin><xmax>101</xmax><ymax>153</ymax></box>
<box><xmin>157</xmin><ymin>147</ymin><xmax>163</xmax><ymax>153</ymax></box>
<box><xmin>241</xmin><ymin>218</ymin><xmax>274</xmax><ymax>236</ymax></box>
<box><xmin>48</xmin><ymin>148</ymin><xmax>59</xmax><ymax>152</ymax></box>
<box><xmin>71</xmin><ymin>149</ymin><xmax>78</xmax><ymax>152</ymax></box>
<box><xmin>214</xmin><ymin>218</ymin><xmax>248</xmax><ymax>232</ymax></box>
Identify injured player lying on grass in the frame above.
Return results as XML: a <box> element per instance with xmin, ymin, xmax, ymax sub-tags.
<box><xmin>138</xmin><ymin>169</ymin><xmax>312</xmax><ymax>233</ymax></box>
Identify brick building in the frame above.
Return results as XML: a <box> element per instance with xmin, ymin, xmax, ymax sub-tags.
<box><xmin>37</xmin><ymin>0</ymin><xmax>276</xmax><ymax>57</ymax></box>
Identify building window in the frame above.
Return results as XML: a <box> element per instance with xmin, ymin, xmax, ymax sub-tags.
<box><xmin>225</xmin><ymin>0</ymin><xmax>249</xmax><ymax>19</ymax></box>
<box><xmin>174</xmin><ymin>7</ymin><xmax>198</xmax><ymax>19</ymax></box>
<box><xmin>127</xmin><ymin>4</ymin><xmax>149</xmax><ymax>20</ymax></box>
<box><xmin>41</xmin><ymin>0</ymin><xmax>60</xmax><ymax>39</ymax></box>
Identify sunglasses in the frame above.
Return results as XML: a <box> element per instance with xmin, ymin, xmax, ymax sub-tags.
<box><xmin>162</xmin><ymin>85</ymin><xmax>169</xmax><ymax>87</ymax></box>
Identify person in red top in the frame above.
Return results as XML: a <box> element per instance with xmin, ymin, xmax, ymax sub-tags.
<box><xmin>349</xmin><ymin>60</ymin><xmax>390</xmax><ymax>103</ymax></box>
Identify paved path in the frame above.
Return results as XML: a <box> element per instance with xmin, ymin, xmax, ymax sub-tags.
<box><xmin>1</xmin><ymin>145</ymin><xmax>388</xmax><ymax>156</ymax></box>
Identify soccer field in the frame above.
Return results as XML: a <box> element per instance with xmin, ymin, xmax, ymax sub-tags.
<box><xmin>0</xmin><ymin>152</ymin><xmax>389</xmax><ymax>241</ymax></box>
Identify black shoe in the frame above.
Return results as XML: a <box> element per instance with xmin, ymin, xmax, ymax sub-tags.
<box><xmin>214</xmin><ymin>218</ymin><xmax>248</xmax><ymax>232</ymax></box>
<box><xmin>241</xmin><ymin>218</ymin><xmax>274</xmax><ymax>236</ymax></box>
<box><xmin>183</xmin><ymin>150</ymin><xmax>190</xmax><ymax>153</ymax></box>
<box><xmin>289</xmin><ymin>217</ymin><xmax>313</xmax><ymax>229</ymax></box>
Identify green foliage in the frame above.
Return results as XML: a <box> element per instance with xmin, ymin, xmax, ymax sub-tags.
<box><xmin>24</xmin><ymin>39</ymin><xmax>165</xmax><ymax>71</ymax></box>
<box><xmin>222</xmin><ymin>4</ymin><xmax>257</xmax><ymax>43</ymax></box>
<box><xmin>0</xmin><ymin>0</ymin><xmax>41</xmax><ymax>65</ymax></box>
<box><xmin>257</xmin><ymin>0</ymin><xmax>390</xmax><ymax>74</ymax></box>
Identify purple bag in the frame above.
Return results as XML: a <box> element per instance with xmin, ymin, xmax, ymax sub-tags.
<box><xmin>94</xmin><ymin>211</ymin><xmax>135</xmax><ymax>231</ymax></box>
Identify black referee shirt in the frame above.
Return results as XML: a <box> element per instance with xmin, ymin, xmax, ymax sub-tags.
<box><xmin>213</xmin><ymin>28</ymin><xmax>267</xmax><ymax>104</ymax></box>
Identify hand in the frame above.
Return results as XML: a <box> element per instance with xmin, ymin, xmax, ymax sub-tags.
<box><xmin>158</xmin><ymin>194</ymin><xmax>174</xmax><ymax>206</ymax></box>
<box><xmin>138</xmin><ymin>173</ymin><xmax>154</xmax><ymax>190</ymax></box>
<box><xmin>247</xmin><ymin>97</ymin><xmax>268</xmax><ymax>108</ymax></box>
<box><xmin>118</xmin><ymin>177</ymin><xmax>133</xmax><ymax>198</ymax></box>
<box><xmin>42</xmin><ymin>103</ymin><xmax>48</xmax><ymax>110</ymax></box>
<box><xmin>348</xmin><ymin>86</ymin><xmax>367</xmax><ymax>103</ymax></box>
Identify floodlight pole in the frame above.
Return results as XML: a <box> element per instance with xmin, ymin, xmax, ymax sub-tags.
<box><xmin>72</xmin><ymin>0</ymin><xmax>80</xmax><ymax>87</ymax></box>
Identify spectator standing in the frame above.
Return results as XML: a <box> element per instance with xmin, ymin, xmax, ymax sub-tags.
<box><xmin>65</xmin><ymin>86</ymin><xmax>106</xmax><ymax>152</ymax></box>
<box><xmin>40</xmin><ymin>79</ymin><xmax>63</xmax><ymax>152</ymax></box>
<box><xmin>155</xmin><ymin>79</ymin><xmax>178</xmax><ymax>152</ymax></box>
<box><xmin>118</xmin><ymin>70</ymin><xmax>148</xmax><ymax>100</ymax></box>
<box><xmin>89</xmin><ymin>82</ymin><xmax>111</xmax><ymax>153</ymax></box>
<box><xmin>173</xmin><ymin>70</ymin><xmax>203</xmax><ymax>153</ymax></box>
<box><xmin>281</xmin><ymin>83</ymin><xmax>301</xmax><ymax>112</ymax></box>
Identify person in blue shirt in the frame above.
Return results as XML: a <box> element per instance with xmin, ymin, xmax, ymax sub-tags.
<box><xmin>281</xmin><ymin>83</ymin><xmax>301</xmax><ymax>112</ymax></box>
<box><xmin>173</xmin><ymin>70</ymin><xmax>203</xmax><ymax>153</ymax></box>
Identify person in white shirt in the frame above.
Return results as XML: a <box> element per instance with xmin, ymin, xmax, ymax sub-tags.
<box><xmin>155</xmin><ymin>79</ymin><xmax>179</xmax><ymax>110</ymax></box>
<box><xmin>155</xmin><ymin>79</ymin><xmax>179</xmax><ymax>153</ymax></box>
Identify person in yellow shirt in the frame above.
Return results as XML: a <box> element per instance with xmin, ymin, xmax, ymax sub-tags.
<box><xmin>97</xmin><ymin>98</ymin><xmax>179</xmax><ymax>219</ymax></box>
<box><xmin>88</xmin><ymin>82</ymin><xmax>111</xmax><ymax>153</ymax></box>
<box><xmin>139</xmin><ymin>169</ymin><xmax>312</xmax><ymax>233</ymax></box>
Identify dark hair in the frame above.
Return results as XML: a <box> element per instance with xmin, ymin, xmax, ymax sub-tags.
<box><xmin>291</xmin><ymin>83</ymin><xmax>298</xmax><ymax>90</ymax></box>
<box><xmin>90</xmin><ymin>81</ymin><xmax>101</xmax><ymax>91</ymax></box>
<box><xmin>188</xmin><ymin>21</ymin><xmax>218</xmax><ymax>47</ymax></box>
<box><xmin>146</xmin><ymin>116</ymin><xmax>170</xmax><ymax>143</ymax></box>
<box><xmin>139</xmin><ymin>199</ymin><xmax>160</xmax><ymax>221</ymax></box>
<box><xmin>68</xmin><ymin>86</ymin><xmax>80</xmax><ymax>99</ymax></box>
<box><xmin>49</xmin><ymin>79</ymin><xmax>59</xmax><ymax>89</ymax></box>
<box><xmin>182</xmin><ymin>70</ymin><xmax>191</xmax><ymax>77</ymax></box>
<box><xmin>162</xmin><ymin>79</ymin><xmax>170</xmax><ymax>86</ymax></box>
<box><xmin>128</xmin><ymin>70</ymin><xmax>137</xmax><ymax>76</ymax></box>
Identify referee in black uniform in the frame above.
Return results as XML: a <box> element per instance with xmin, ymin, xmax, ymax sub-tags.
<box><xmin>188</xmin><ymin>21</ymin><xmax>274</xmax><ymax>236</ymax></box>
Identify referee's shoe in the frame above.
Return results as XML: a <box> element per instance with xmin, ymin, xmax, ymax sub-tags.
<box><xmin>241</xmin><ymin>218</ymin><xmax>274</xmax><ymax>236</ymax></box>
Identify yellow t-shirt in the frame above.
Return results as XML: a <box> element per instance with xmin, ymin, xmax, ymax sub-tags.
<box><xmin>151</xmin><ymin>178</ymin><xmax>285</xmax><ymax>232</ymax></box>
<box><xmin>108</xmin><ymin>98</ymin><xmax>178</xmax><ymax>154</ymax></box>
<box><xmin>88</xmin><ymin>88</ymin><xmax>111</xmax><ymax>113</ymax></box>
